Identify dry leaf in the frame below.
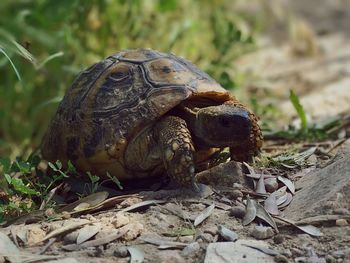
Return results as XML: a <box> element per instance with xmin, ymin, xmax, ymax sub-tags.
<box><xmin>62</xmin><ymin>226</ymin><xmax>129</xmax><ymax>251</ymax></box>
<box><xmin>122</xmin><ymin>200</ymin><xmax>166</xmax><ymax>212</ymax></box>
<box><xmin>256</xmin><ymin>174</ymin><xmax>267</xmax><ymax>194</ymax></box>
<box><xmin>59</xmin><ymin>191</ymin><xmax>109</xmax><ymax>213</ymax></box>
<box><xmin>242</xmin><ymin>197</ymin><xmax>256</xmax><ymax>226</ymax></box>
<box><xmin>264</xmin><ymin>192</ymin><xmax>279</xmax><ymax>215</ymax></box>
<box><xmin>76</xmin><ymin>224</ymin><xmax>101</xmax><ymax>245</ymax></box>
<box><xmin>242</xmin><ymin>244</ymin><xmax>280</xmax><ymax>256</ymax></box>
<box><xmin>277</xmin><ymin>176</ymin><xmax>295</xmax><ymax>194</ymax></box>
<box><xmin>39</xmin><ymin>221</ymin><xmax>89</xmax><ymax>243</ymax></box>
<box><xmin>275</xmin><ymin>216</ymin><xmax>323</xmax><ymax>237</ymax></box>
<box><xmin>127</xmin><ymin>246</ymin><xmax>145</xmax><ymax>263</ymax></box>
<box><xmin>278</xmin><ymin>192</ymin><xmax>293</xmax><ymax>208</ymax></box>
<box><xmin>194</xmin><ymin>203</ymin><xmax>215</xmax><ymax>227</ymax></box>
<box><xmin>255</xmin><ymin>202</ymin><xmax>278</xmax><ymax>231</ymax></box>
<box><xmin>139</xmin><ymin>236</ymin><xmax>187</xmax><ymax>249</ymax></box>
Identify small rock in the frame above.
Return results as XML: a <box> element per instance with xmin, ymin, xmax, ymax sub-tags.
<box><xmin>335</xmin><ymin>219</ymin><xmax>348</xmax><ymax>226</ymax></box>
<box><xmin>294</xmin><ymin>256</ymin><xmax>307</xmax><ymax>263</ymax></box>
<box><xmin>63</xmin><ymin>230</ymin><xmax>79</xmax><ymax>244</ymax></box>
<box><xmin>233</xmin><ymin>183</ymin><xmax>244</xmax><ymax>189</ymax></box>
<box><xmin>178</xmin><ymin>235</ymin><xmax>194</xmax><ymax>243</ymax></box>
<box><xmin>44</xmin><ymin>208</ymin><xmax>55</xmax><ymax>217</ymax></box>
<box><xmin>325</xmin><ymin>254</ymin><xmax>337</xmax><ymax>263</ymax></box>
<box><xmin>122</xmin><ymin>222</ymin><xmax>143</xmax><ymax>241</ymax></box>
<box><xmin>331</xmin><ymin>250</ymin><xmax>345</xmax><ymax>259</ymax></box>
<box><xmin>181</xmin><ymin>242</ymin><xmax>200</xmax><ymax>257</ymax></box>
<box><xmin>112</xmin><ymin>213</ymin><xmax>130</xmax><ymax>228</ymax></box>
<box><xmin>189</xmin><ymin>203</ymin><xmax>206</xmax><ymax>211</ymax></box>
<box><xmin>217</xmin><ymin>225</ymin><xmax>238</xmax><ymax>241</ymax></box>
<box><xmin>113</xmin><ymin>246</ymin><xmax>129</xmax><ymax>257</ymax></box>
<box><xmin>159</xmin><ymin>250</ymin><xmax>186</xmax><ymax>263</ymax></box>
<box><xmin>203</xmin><ymin>226</ymin><xmax>218</xmax><ymax>236</ymax></box>
<box><xmin>197</xmin><ymin>233</ymin><xmax>214</xmax><ymax>243</ymax></box>
<box><xmin>273</xmin><ymin>234</ymin><xmax>285</xmax><ymax>244</ymax></box>
<box><xmin>119</xmin><ymin>197</ymin><xmax>143</xmax><ymax>208</ymax></box>
<box><xmin>26</xmin><ymin>225</ymin><xmax>46</xmax><ymax>245</ymax></box>
<box><xmin>274</xmin><ymin>254</ymin><xmax>290</xmax><ymax>263</ymax></box>
<box><xmin>61</xmin><ymin>211</ymin><xmax>71</xmax><ymax>219</ymax></box>
<box><xmin>227</xmin><ymin>189</ymin><xmax>244</xmax><ymax>200</ymax></box>
<box><xmin>0</xmin><ymin>256</ymin><xmax>5</xmax><ymax>263</ymax></box>
<box><xmin>264</xmin><ymin>177</ymin><xmax>279</xmax><ymax>193</ymax></box>
<box><xmin>281</xmin><ymin>249</ymin><xmax>292</xmax><ymax>258</ymax></box>
<box><xmin>205</xmin><ymin>241</ymin><xmax>274</xmax><ymax>262</ymax></box>
<box><xmin>291</xmin><ymin>248</ymin><xmax>304</xmax><ymax>257</ymax></box>
<box><xmin>333</xmin><ymin>208</ymin><xmax>350</xmax><ymax>215</ymax></box>
<box><xmin>229</xmin><ymin>206</ymin><xmax>246</xmax><ymax>219</ymax></box>
<box><xmin>250</xmin><ymin>225</ymin><xmax>275</xmax><ymax>240</ymax></box>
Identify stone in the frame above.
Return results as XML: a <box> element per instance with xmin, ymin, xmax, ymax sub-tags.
<box><xmin>181</xmin><ymin>242</ymin><xmax>200</xmax><ymax>257</ymax></box>
<box><xmin>335</xmin><ymin>219</ymin><xmax>348</xmax><ymax>226</ymax></box>
<box><xmin>250</xmin><ymin>225</ymin><xmax>275</xmax><ymax>240</ymax></box>
<box><xmin>204</xmin><ymin>240</ymin><xmax>275</xmax><ymax>263</ymax></box>
<box><xmin>229</xmin><ymin>206</ymin><xmax>246</xmax><ymax>219</ymax></box>
<box><xmin>284</xmin><ymin>154</ymin><xmax>350</xmax><ymax>220</ymax></box>
<box><xmin>112</xmin><ymin>212</ymin><xmax>130</xmax><ymax>228</ymax></box>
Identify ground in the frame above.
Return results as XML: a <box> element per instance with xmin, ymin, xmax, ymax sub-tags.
<box><xmin>1</xmin><ymin>0</ymin><xmax>350</xmax><ymax>262</ymax></box>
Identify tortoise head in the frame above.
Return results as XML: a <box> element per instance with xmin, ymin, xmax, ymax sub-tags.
<box><xmin>194</xmin><ymin>103</ymin><xmax>257</xmax><ymax>148</ymax></box>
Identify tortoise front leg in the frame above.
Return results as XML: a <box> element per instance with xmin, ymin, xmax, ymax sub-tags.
<box><xmin>154</xmin><ymin>116</ymin><xmax>200</xmax><ymax>191</ymax></box>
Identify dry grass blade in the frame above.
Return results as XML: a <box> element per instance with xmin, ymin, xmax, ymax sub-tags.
<box><xmin>140</xmin><ymin>236</ymin><xmax>188</xmax><ymax>249</ymax></box>
<box><xmin>277</xmin><ymin>176</ymin><xmax>295</xmax><ymax>194</ymax></box>
<box><xmin>62</xmin><ymin>226</ymin><xmax>129</xmax><ymax>251</ymax></box>
<box><xmin>127</xmin><ymin>246</ymin><xmax>145</xmax><ymax>263</ymax></box>
<box><xmin>194</xmin><ymin>203</ymin><xmax>215</xmax><ymax>227</ymax></box>
<box><xmin>242</xmin><ymin>197</ymin><xmax>256</xmax><ymax>226</ymax></box>
<box><xmin>38</xmin><ymin>221</ymin><xmax>89</xmax><ymax>243</ymax></box>
<box><xmin>122</xmin><ymin>200</ymin><xmax>166</xmax><ymax>212</ymax></box>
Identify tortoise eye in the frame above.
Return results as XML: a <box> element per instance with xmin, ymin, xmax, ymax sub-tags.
<box><xmin>220</xmin><ymin>117</ymin><xmax>231</xmax><ymax>128</ymax></box>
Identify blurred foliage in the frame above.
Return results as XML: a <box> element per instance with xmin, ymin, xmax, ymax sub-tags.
<box><xmin>0</xmin><ymin>0</ymin><xmax>262</xmax><ymax>158</ymax></box>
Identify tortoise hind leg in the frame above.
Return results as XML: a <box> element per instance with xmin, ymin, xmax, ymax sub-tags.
<box><xmin>154</xmin><ymin>116</ymin><xmax>199</xmax><ymax>191</ymax></box>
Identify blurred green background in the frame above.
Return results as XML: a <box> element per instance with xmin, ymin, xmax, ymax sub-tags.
<box><xmin>0</xmin><ymin>0</ymin><xmax>264</xmax><ymax>158</ymax></box>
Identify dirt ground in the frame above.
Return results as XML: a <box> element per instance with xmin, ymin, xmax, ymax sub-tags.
<box><xmin>1</xmin><ymin>1</ymin><xmax>350</xmax><ymax>262</ymax></box>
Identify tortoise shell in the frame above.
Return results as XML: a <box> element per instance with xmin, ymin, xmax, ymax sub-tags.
<box><xmin>42</xmin><ymin>49</ymin><xmax>261</xmax><ymax>179</ymax></box>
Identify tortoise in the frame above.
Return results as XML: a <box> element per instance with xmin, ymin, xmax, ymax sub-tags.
<box><xmin>41</xmin><ymin>49</ymin><xmax>262</xmax><ymax>191</ymax></box>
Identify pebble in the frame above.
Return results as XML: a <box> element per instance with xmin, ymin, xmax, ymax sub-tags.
<box><xmin>113</xmin><ymin>246</ymin><xmax>129</xmax><ymax>257</ymax></box>
<box><xmin>281</xmin><ymin>249</ymin><xmax>292</xmax><ymax>258</ymax></box>
<box><xmin>204</xmin><ymin>226</ymin><xmax>218</xmax><ymax>236</ymax></box>
<box><xmin>325</xmin><ymin>254</ymin><xmax>337</xmax><ymax>263</ymax></box>
<box><xmin>333</xmin><ymin>208</ymin><xmax>350</xmax><ymax>215</ymax></box>
<box><xmin>264</xmin><ymin>177</ymin><xmax>279</xmax><ymax>193</ymax></box>
<box><xmin>112</xmin><ymin>213</ymin><xmax>130</xmax><ymax>228</ymax></box>
<box><xmin>217</xmin><ymin>225</ymin><xmax>238</xmax><ymax>241</ymax></box>
<box><xmin>122</xmin><ymin>222</ymin><xmax>144</xmax><ymax>241</ymax></box>
<box><xmin>178</xmin><ymin>235</ymin><xmax>194</xmax><ymax>243</ymax></box>
<box><xmin>291</xmin><ymin>248</ymin><xmax>304</xmax><ymax>257</ymax></box>
<box><xmin>227</xmin><ymin>189</ymin><xmax>243</xmax><ymax>199</ymax></box>
<box><xmin>250</xmin><ymin>225</ymin><xmax>275</xmax><ymax>240</ymax></box>
<box><xmin>0</xmin><ymin>256</ymin><xmax>5</xmax><ymax>263</ymax></box>
<box><xmin>335</xmin><ymin>219</ymin><xmax>348</xmax><ymax>226</ymax></box>
<box><xmin>273</xmin><ymin>234</ymin><xmax>285</xmax><ymax>244</ymax></box>
<box><xmin>229</xmin><ymin>206</ymin><xmax>246</xmax><ymax>219</ymax></box>
<box><xmin>197</xmin><ymin>233</ymin><xmax>214</xmax><ymax>243</ymax></box>
<box><xmin>331</xmin><ymin>249</ymin><xmax>345</xmax><ymax>259</ymax></box>
<box><xmin>63</xmin><ymin>230</ymin><xmax>79</xmax><ymax>244</ymax></box>
<box><xmin>181</xmin><ymin>242</ymin><xmax>200</xmax><ymax>257</ymax></box>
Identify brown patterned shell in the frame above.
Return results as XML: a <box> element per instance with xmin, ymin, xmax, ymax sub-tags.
<box><xmin>41</xmin><ymin>49</ymin><xmax>236</xmax><ymax>175</ymax></box>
